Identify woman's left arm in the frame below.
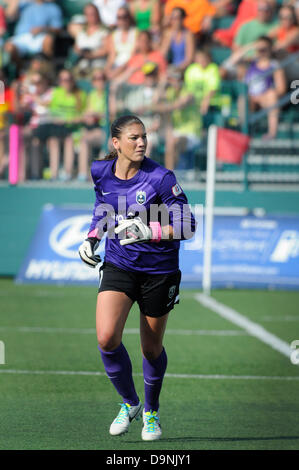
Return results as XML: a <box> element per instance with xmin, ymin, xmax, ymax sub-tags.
<box><xmin>158</xmin><ymin>171</ymin><xmax>197</xmax><ymax>241</ymax></box>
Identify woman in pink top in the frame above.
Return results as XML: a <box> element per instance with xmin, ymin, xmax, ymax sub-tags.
<box><xmin>113</xmin><ymin>29</ymin><xmax>167</xmax><ymax>86</ymax></box>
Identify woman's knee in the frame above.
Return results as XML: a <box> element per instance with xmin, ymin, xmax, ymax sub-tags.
<box><xmin>97</xmin><ymin>331</ymin><xmax>121</xmax><ymax>352</ymax></box>
<box><xmin>141</xmin><ymin>344</ymin><xmax>163</xmax><ymax>362</ymax></box>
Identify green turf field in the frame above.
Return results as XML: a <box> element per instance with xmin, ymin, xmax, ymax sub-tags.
<box><xmin>0</xmin><ymin>279</ymin><xmax>299</xmax><ymax>450</ymax></box>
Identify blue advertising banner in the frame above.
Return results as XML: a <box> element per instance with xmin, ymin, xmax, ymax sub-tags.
<box><xmin>181</xmin><ymin>214</ymin><xmax>299</xmax><ymax>289</ymax></box>
<box><xmin>16</xmin><ymin>206</ymin><xmax>299</xmax><ymax>289</ymax></box>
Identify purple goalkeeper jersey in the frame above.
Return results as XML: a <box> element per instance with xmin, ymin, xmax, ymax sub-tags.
<box><xmin>88</xmin><ymin>156</ymin><xmax>196</xmax><ymax>274</ymax></box>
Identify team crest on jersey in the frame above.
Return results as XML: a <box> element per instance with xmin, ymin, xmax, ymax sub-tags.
<box><xmin>136</xmin><ymin>190</ymin><xmax>146</xmax><ymax>205</ymax></box>
<box><xmin>172</xmin><ymin>183</ymin><xmax>182</xmax><ymax>197</ymax></box>
<box><xmin>168</xmin><ymin>285</ymin><xmax>176</xmax><ymax>299</ymax></box>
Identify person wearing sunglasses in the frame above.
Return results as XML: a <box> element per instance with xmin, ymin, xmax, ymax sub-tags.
<box><xmin>105</xmin><ymin>7</ymin><xmax>138</xmax><ymax>80</ymax></box>
<box><xmin>71</xmin><ymin>3</ymin><xmax>109</xmax><ymax>77</ymax></box>
<box><xmin>93</xmin><ymin>0</ymin><xmax>126</xmax><ymax>29</ymax></box>
<box><xmin>268</xmin><ymin>5</ymin><xmax>299</xmax><ymax>54</ymax></box>
<box><xmin>233</xmin><ymin>1</ymin><xmax>278</xmax><ymax>54</ymax></box>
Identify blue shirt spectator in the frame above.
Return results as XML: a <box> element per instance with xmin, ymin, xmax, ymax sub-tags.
<box><xmin>15</xmin><ymin>1</ymin><xmax>63</xmax><ymax>36</ymax></box>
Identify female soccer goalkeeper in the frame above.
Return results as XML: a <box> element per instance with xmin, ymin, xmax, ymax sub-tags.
<box><xmin>79</xmin><ymin>114</ymin><xmax>196</xmax><ymax>441</ymax></box>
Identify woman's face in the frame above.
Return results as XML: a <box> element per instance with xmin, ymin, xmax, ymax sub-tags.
<box><xmin>279</xmin><ymin>8</ymin><xmax>294</xmax><ymax>28</ymax></box>
<box><xmin>170</xmin><ymin>9</ymin><xmax>183</xmax><ymax>28</ymax></box>
<box><xmin>116</xmin><ymin>9</ymin><xmax>131</xmax><ymax>29</ymax></box>
<box><xmin>137</xmin><ymin>33</ymin><xmax>151</xmax><ymax>54</ymax></box>
<box><xmin>59</xmin><ymin>72</ymin><xmax>75</xmax><ymax>92</ymax></box>
<box><xmin>84</xmin><ymin>5</ymin><xmax>100</xmax><ymax>25</ymax></box>
<box><xmin>91</xmin><ymin>71</ymin><xmax>106</xmax><ymax>89</ymax></box>
<box><xmin>112</xmin><ymin>123</ymin><xmax>147</xmax><ymax>163</ymax></box>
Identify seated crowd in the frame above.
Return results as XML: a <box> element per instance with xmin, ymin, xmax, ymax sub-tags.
<box><xmin>0</xmin><ymin>0</ymin><xmax>298</xmax><ymax>181</ymax></box>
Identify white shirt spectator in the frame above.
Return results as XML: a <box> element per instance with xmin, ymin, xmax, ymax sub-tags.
<box><xmin>93</xmin><ymin>0</ymin><xmax>126</xmax><ymax>27</ymax></box>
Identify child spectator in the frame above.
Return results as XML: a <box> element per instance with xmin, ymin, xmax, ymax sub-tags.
<box><xmin>152</xmin><ymin>74</ymin><xmax>202</xmax><ymax>170</ymax></box>
<box><xmin>184</xmin><ymin>49</ymin><xmax>221</xmax><ymax>116</ymax></box>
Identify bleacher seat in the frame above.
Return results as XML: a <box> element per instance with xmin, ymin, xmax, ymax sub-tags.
<box><xmin>56</xmin><ymin>0</ymin><xmax>88</xmax><ymax>23</ymax></box>
<box><xmin>211</xmin><ymin>46</ymin><xmax>231</xmax><ymax>66</ymax></box>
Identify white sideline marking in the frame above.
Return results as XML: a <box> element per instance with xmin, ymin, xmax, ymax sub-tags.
<box><xmin>196</xmin><ymin>294</ymin><xmax>293</xmax><ymax>359</ymax></box>
<box><xmin>260</xmin><ymin>316</ymin><xmax>299</xmax><ymax>322</ymax></box>
<box><xmin>0</xmin><ymin>326</ymin><xmax>246</xmax><ymax>336</ymax></box>
<box><xmin>0</xmin><ymin>369</ymin><xmax>298</xmax><ymax>381</ymax></box>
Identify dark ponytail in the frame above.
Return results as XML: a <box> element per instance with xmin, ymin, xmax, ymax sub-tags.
<box><xmin>103</xmin><ymin>115</ymin><xmax>145</xmax><ymax>160</ymax></box>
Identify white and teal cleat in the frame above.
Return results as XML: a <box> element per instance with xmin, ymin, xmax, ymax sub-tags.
<box><xmin>109</xmin><ymin>402</ymin><xmax>143</xmax><ymax>436</ymax></box>
<box><xmin>141</xmin><ymin>409</ymin><xmax>162</xmax><ymax>441</ymax></box>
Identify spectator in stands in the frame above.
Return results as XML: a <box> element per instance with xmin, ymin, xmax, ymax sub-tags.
<box><xmin>244</xmin><ymin>36</ymin><xmax>287</xmax><ymax>139</ymax></box>
<box><xmin>268</xmin><ymin>5</ymin><xmax>299</xmax><ymax>54</ymax></box>
<box><xmin>128</xmin><ymin>0</ymin><xmax>161</xmax><ymax>33</ymax></box>
<box><xmin>104</xmin><ymin>6</ymin><xmax>138</xmax><ymax>80</ymax></box>
<box><xmin>77</xmin><ymin>69</ymin><xmax>107</xmax><ymax>181</ymax></box>
<box><xmin>17</xmin><ymin>54</ymin><xmax>56</xmax><ymax>92</ymax></box>
<box><xmin>48</xmin><ymin>69</ymin><xmax>87</xmax><ymax>181</ymax></box>
<box><xmin>160</xmin><ymin>7</ymin><xmax>195</xmax><ymax>74</ymax></box>
<box><xmin>18</xmin><ymin>72</ymin><xmax>53</xmax><ymax>179</ymax></box>
<box><xmin>93</xmin><ymin>0</ymin><xmax>127</xmax><ymax>29</ymax></box>
<box><xmin>70</xmin><ymin>3</ymin><xmax>109</xmax><ymax>78</ymax></box>
<box><xmin>4</xmin><ymin>0</ymin><xmax>63</xmax><ymax>67</ymax></box>
<box><xmin>288</xmin><ymin>0</ymin><xmax>299</xmax><ymax>24</ymax></box>
<box><xmin>184</xmin><ymin>49</ymin><xmax>221</xmax><ymax>117</ymax></box>
<box><xmin>163</xmin><ymin>0</ymin><xmax>217</xmax><ymax>35</ymax></box>
<box><xmin>233</xmin><ymin>1</ymin><xmax>278</xmax><ymax>53</ymax></box>
<box><xmin>0</xmin><ymin>6</ymin><xmax>6</xmax><ymax>43</ymax></box>
<box><xmin>213</xmin><ymin>0</ymin><xmax>258</xmax><ymax>48</ymax></box>
<box><xmin>269</xmin><ymin>4</ymin><xmax>299</xmax><ymax>81</ymax></box>
<box><xmin>150</xmin><ymin>74</ymin><xmax>202</xmax><ymax>170</ymax></box>
<box><xmin>0</xmin><ymin>71</ymin><xmax>14</xmax><ymax>179</ymax></box>
<box><xmin>112</xmin><ymin>29</ymin><xmax>167</xmax><ymax>85</ymax></box>
<box><xmin>220</xmin><ymin>0</ymin><xmax>279</xmax><ymax>78</ymax></box>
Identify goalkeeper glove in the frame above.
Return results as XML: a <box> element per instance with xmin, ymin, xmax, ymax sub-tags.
<box><xmin>78</xmin><ymin>237</ymin><xmax>102</xmax><ymax>268</ymax></box>
<box><xmin>114</xmin><ymin>218</ymin><xmax>161</xmax><ymax>246</ymax></box>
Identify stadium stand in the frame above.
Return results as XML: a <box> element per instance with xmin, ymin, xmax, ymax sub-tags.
<box><xmin>0</xmin><ymin>0</ymin><xmax>297</xmax><ymax>192</ymax></box>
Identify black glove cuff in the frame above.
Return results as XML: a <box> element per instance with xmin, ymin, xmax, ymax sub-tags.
<box><xmin>86</xmin><ymin>237</ymin><xmax>99</xmax><ymax>249</ymax></box>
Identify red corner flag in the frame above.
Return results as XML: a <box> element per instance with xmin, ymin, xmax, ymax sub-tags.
<box><xmin>216</xmin><ymin>127</ymin><xmax>250</xmax><ymax>165</ymax></box>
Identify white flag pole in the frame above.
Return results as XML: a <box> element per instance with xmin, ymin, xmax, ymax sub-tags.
<box><xmin>202</xmin><ymin>125</ymin><xmax>218</xmax><ymax>295</ymax></box>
